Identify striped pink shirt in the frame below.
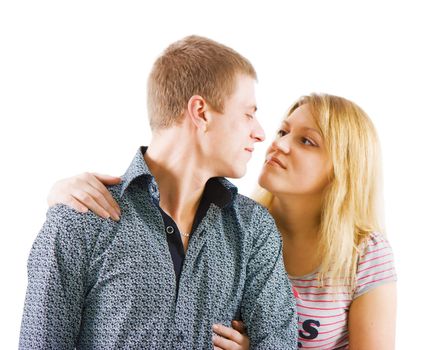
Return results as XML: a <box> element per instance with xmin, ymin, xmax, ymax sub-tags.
<box><xmin>289</xmin><ymin>232</ymin><xmax>396</xmax><ymax>349</ymax></box>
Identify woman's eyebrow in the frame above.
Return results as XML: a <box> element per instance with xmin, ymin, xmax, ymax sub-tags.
<box><xmin>282</xmin><ymin>120</ymin><xmax>290</xmax><ymax>127</ymax></box>
<box><xmin>283</xmin><ymin>120</ymin><xmax>321</xmax><ymax>136</ymax></box>
<box><xmin>303</xmin><ymin>127</ymin><xmax>322</xmax><ymax>137</ymax></box>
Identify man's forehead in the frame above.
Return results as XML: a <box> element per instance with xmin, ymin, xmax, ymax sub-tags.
<box><xmin>229</xmin><ymin>75</ymin><xmax>257</xmax><ymax>108</ymax></box>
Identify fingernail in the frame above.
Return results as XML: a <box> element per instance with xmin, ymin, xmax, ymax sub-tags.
<box><xmin>212</xmin><ymin>324</ymin><xmax>218</xmax><ymax>331</ymax></box>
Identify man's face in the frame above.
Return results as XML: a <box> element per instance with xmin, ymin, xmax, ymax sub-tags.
<box><xmin>205</xmin><ymin>74</ymin><xmax>265</xmax><ymax>178</ymax></box>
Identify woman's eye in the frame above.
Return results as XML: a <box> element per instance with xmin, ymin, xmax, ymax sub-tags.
<box><xmin>277</xmin><ymin>129</ymin><xmax>287</xmax><ymax>137</ymax></box>
<box><xmin>301</xmin><ymin>137</ymin><xmax>316</xmax><ymax>146</ymax></box>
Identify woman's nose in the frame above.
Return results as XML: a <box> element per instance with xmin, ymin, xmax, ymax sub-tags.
<box><xmin>271</xmin><ymin>135</ymin><xmax>290</xmax><ymax>154</ymax></box>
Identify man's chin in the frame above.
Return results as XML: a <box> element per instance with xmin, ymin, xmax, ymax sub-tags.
<box><xmin>222</xmin><ymin>166</ymin><xmax>247</xmax><ymax>179</ymax></box>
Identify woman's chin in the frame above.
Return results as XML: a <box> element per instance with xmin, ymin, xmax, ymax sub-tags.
<box><xmin>258</xmin><ymin>171</ymin><xmax>275</xmax><ymax>192</ymax></box>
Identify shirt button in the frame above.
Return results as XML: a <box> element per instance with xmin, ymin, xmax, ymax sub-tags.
<box><xmin>166</xmin><ymin>226</ymin><xmax>174</xmax><ymax>234</ymax></box>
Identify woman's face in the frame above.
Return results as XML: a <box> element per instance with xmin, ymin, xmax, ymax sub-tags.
<box><xmin>258</xmin><ymin>104</ymin><xmax>333</xmax><ymax>197</ymax></box>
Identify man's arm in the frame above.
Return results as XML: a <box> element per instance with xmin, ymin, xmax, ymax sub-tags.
<box><xmin>240</xmin><ymin>206</ymin><xmax>298</xmax><ymax>350</ymax></box>
<box><xmin>19</xmin><ymin>205</ymin><xmax>88</xmax><ymax>349</ymax></box>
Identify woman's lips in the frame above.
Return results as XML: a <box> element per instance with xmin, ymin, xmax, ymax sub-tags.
<box><xmin>266</xmin><ymin>156</ymin><xmax>286</xmax><ymax>169</ymax></box>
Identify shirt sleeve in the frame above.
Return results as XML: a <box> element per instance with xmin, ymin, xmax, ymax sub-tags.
<box><xmin>354</xmin><ymin>232</ymin><xmax>397</xmax><ymax>299</ymax></box>
<box><xmin>19</xmin><ymin>205</ymin><xmax>89</xmax><ymax>349</ymax></box>
<box><xmin>241</xmin><ymin>206</ymin><xmax>298</xmax><ymax>350</ymax></box>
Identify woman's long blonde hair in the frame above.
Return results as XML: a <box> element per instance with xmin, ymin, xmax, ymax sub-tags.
<box><xmin>253</xmin><ymin>93</ymin><xmax>383</xmax><ymax>290</ymax></box>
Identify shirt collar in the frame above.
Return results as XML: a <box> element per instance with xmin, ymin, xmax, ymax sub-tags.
<box><xmin>120</xmin><ymin>146</ymin><xmax>154</xmax><ymax>197</ymax></box>
<box><xmin>120</xmin><ymin>146</ymin><xmax>238</xmax><ymax>208</ymax></box>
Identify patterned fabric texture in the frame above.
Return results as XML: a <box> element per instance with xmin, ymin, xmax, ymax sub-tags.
<box><xmin>20</xmin><ymin>147</ymin><xmax>298</xmax><ymax>349</ymax></box>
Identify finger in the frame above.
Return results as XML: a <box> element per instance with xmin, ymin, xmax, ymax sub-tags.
<box><xmin>71</xmin><ymin>189</ymin><xmax>111</xmax><ymax>219</ymax></box>
<box><xmin>59</xmin><ymin>196</ymin><xmax>88</xmax><ymax>213</ymax></box>
<box><xmin>212</xmin><ymin>335</ymin><xmax>239</xmax><ymax>350</ymax></box>
<box><xmin>212</xmin><ymin>324</ymin><xmax>244</xmax><ymax>344</ymax></box>
<box><xmin>91</xmin><ymin>172</ymin><xmax>122</xmax><ymax>185</ymax></box>
<box><xmin>88</xmin><ymin>174</ymin><xmax>121</xmax><ymax>219</ymax></box>
<box><xmin>79</xmin><ymin>178</ymin><xmax>120</xmax><ymax>221</ymax></box>
<box><xmin>72</xmin><ymin>173</ymin><xmax>118</xmax><ymax>217</ymax></box>
<box><xmin>86</xmin><ymin>185</ymin><xmax>120</xmax><ymax>221</ymax></box>
<box><xmin>231</xmin><ymin>320</ymin><xmax>247</xmax><ymax>334</ymax></box>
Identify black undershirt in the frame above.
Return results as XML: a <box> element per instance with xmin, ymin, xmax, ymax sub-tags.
<box><xmin>151</xmin><ymin>178</ymin><xmax>233</xmax><ymax>291</ymax></box>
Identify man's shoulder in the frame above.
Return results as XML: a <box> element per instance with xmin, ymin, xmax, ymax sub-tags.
<box><xmin>230</xmin><ymin>194</ymin><xmax>279</xmax><ymax>238</ymax></box>
<box><xmin>44</xmin><ymin>202</ymin><xmax>116</xmax><ymax>245</ymax></box>
<box><xmin>232</xmin><ymin>193</ymin><xmax>273</xmax><ymax>220</ymax></box>
<box><xmin>47</xmin><ymin>203</ymin><xmax>109</xmax><ymax>226</ymax></box>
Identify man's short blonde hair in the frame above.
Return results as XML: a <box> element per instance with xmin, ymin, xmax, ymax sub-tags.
<box><xmin>147</xmin><ymin>35</ymin><xmax>257</xmax><ymax>129</ymax></box>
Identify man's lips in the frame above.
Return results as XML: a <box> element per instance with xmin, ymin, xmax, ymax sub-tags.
<box><xmin>266</xmin><ymin>156</ymin><xmax>286</xmax><ymax>169</ymax></box>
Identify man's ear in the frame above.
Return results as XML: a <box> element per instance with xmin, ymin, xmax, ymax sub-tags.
<box><xmin>187</xmin><ymin>95</ymin><xmax>209</xmax><ymax>132</ymax></box>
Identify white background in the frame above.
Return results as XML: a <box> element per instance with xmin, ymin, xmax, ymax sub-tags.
<box><xmin>1</xmin><ymin>1</ymin><xmax>446</xmax><ymax>348</ymax></box>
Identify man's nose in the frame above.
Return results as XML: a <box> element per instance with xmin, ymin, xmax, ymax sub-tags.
<box><xmin>252</xmin><ymin>118</ymin><xmax>265</xmax><ymax>142</ymax></box>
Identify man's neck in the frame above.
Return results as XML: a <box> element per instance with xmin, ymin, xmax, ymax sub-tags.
<box><xmin>145</xmin><ymin>132</ymin><xmax>212</xmax><ymax>236</ymax></box>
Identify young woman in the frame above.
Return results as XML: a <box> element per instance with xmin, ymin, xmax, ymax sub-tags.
<box><xmin>48</xmin><ymin>94</ymin><xmax>397</xmax><ymax>349</ymax></box>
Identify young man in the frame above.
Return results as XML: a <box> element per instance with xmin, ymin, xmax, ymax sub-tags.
<box><xmin>20</xmin><ymin>36</ymin><xmax>297</xmax><ymax>349</ymax></box>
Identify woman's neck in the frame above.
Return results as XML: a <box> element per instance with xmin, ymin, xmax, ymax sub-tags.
<box><xmin>269</xmin><ymin>194</ymin><xmax>322</xmax><ymax>241</ymax></box>
<box><xmin>269</xmin><ymin>193</ymin><xmax>323</xmax><ymax>276</ymax></box>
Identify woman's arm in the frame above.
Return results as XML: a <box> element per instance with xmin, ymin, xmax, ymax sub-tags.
<box><xmin>47</xmin><ymin>172</ymin><xmax>121</xmax><ymax>220</ymax></box>
<box><xmin>348</xmin><ymin>282</ymin><xmax>397</xmax><ymax>350</ymax></box>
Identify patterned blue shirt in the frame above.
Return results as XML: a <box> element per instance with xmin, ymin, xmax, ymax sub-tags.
<box><xmin>20</xmin><ymin>147</ymin><xmax>298</xmax><ymax>349</ymax></box>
